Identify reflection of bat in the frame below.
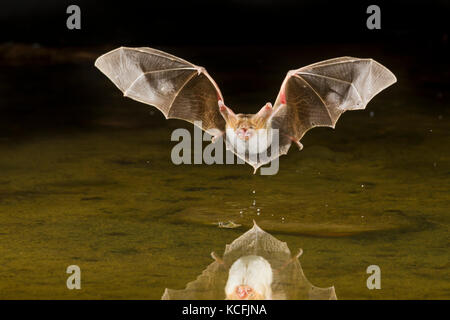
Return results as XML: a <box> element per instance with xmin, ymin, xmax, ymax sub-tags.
<box><xmin>95</xmin><ymin>47</ymin><xmax>396</xmax><ymax>171</ymax></box>
<box><xmin>225</xmin><ymin>255</ymin><xmax>273</xmax><ymax>300</ymax></box>
<box><xmin>162</xmin><ymin>222</ymin><xmax>336</xmax><ymax>300</ymax></box>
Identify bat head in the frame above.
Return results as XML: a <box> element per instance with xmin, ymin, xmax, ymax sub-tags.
<box><xmin>225</xmin><ymin>255</ymin><xmax>273</xmax><ymax>300</ymax></box>
<box><xmin>219</xmin><ymin>101</ymin><xmax>273</xmax><ymax>142</ymax></box>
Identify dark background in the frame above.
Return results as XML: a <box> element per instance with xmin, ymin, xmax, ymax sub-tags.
<box><xmin>1</xmin><ymin>0</ymin><xmax>448</xmax><ymax>47</ymax></box>
<box><xmin>0</xmin><ymin>0</ymin><xmax>448</xmax><ymax>134</ymax></box>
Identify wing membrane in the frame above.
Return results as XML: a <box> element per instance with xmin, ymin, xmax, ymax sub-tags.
<box><xmin>95</xmin><ymin>47</ymin><xmax>226</xmax><ymax>135</ymax></box>
<box><xmin>271</xmin><ymin>57</ymin><xmax>397</xmax><ymax>154</ymax></box>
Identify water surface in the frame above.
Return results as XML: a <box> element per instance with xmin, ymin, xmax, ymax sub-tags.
<box><xmin>0</xmin><ymin>46</ymin><xmax>448</xmax><ymax>299</ymax></box>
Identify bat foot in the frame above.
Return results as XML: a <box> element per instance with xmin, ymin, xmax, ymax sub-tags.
<box><xmin>284</xmin><ymin>134</ymin><xmax>303</xmax><ymax>150</ymax></box>
<box><xmin>293</xmin><ymin>140</ymin><xmax>303</xmax><ymax>150</ymax></box>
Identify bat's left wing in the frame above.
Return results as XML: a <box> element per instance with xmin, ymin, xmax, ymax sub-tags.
<box><xmin>95</xmin><ymin>47</ymin><xmax>226</xmax><ymax>137</ymax></box>
<box><xmin>269</xmin><ymin>57</ymin><xmax>397</xmax><ymax>157</ymax></box>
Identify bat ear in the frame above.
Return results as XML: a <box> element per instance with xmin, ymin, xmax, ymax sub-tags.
<box><xmin>256</xmin><ymin>102</ymin><xmax>273</xmax><ymax>119</ymax></box>
<box><xmin>219</xmin><ymin>100</ymin><xmax>237</xmax><ymax>124</ymax></box>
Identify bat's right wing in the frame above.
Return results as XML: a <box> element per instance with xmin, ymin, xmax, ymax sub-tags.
<box><xmin>270</xmin><ymin>57</ymin><xmax>397</xmax><ymax>153</ymax></box>
<box><xmin>95</xmin><ymin>47</ymin><xmax>226</xmax><ymax>137</ymax></box>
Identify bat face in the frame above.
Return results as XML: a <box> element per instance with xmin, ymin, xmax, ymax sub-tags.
<box><xmin>225</xmin><ymin>255</ymin><xmax>273</xmax><ymax>300</ymax></box>
<box><xmin>219</xmin><ymin>101</ymin><xmax>273</xmax><ymax>141</ymax></box>
<box><xmin>227</xmin><ymin>285</ymin><xmax>266</xmax><ymax>300</ymax></box>
<box><xmin>229</xmin><ymin>115</ymin><xmax>257</xmax><ymax>141</ymax></box>
<box><xmin>220</xmin><ymin>101</ymin><xmax>275</xmax><ymax>157</ymax></box>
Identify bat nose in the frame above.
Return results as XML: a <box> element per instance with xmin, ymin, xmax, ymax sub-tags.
<box><xmin>235</xmin><ymin>285</ymin><xmax>253</xmax><ymax>299</ymax></box>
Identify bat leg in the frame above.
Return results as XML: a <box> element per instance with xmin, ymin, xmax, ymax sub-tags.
<box><xmin>276</xmin><ymin>248</ymin><xmax>303</xmax><ymax>273</ymax></box>
<box><xmin>294</xmin><ymin>248</ymin><xmax>303</xmax><ymax>259</ymax></box>
<box><xmin>293</xmin><ymin>140</ymin><xmax>303</xmax><ymax>150</ymax></box>
<box><xmin>283</xmin><ymin>133</ymin><xmax>303</xmax><ymax>150</ymax></box>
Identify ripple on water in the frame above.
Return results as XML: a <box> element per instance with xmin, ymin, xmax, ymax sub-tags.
<box><xmin>166</xmin><ymin>206</ymin><xmax>434</xmax><ymax>237</ymax></box>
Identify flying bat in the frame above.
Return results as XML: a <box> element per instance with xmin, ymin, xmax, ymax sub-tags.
<box><xmin>161</xmin><ymin>222</ymin><xmax>337</xmax><ymax>300</ymax></box>
<box><xmin>95</xmin><ymin>47</ymin><xmax>396</xmax><ymax>171</ymax></box>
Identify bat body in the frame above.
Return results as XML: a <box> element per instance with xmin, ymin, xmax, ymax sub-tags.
<box><xmin>225</xmin><ymin>255</ymin><xmax>273</xmax><ymax>300</ymax></box>
<box><xmin>95</xmin><ymin>47</ymin><xmax>397</xmax><ymax>171</ymax></box>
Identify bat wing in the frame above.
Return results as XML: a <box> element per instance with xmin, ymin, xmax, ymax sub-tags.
<box><xmin>95</xmin><ymin>47</ymin><xmax>226</xmax><ymax>136</ymax></box>
<box><xmin>270</xmin><ymin>57</ymin><xmax>397</xmax><ymax>154</ymax></box>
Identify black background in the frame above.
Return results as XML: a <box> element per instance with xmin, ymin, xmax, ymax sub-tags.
<box><xmin>0</xmin><ymin>0</ymin><xmax>448</xmax><ymax>133</ymax></box>
<box><xmin>1</xmin><ymin>0</ymin><xmax>448</xmax><ymax>48</ymax></box>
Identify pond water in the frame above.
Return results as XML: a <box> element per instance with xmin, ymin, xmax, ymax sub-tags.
<box><xmin>0</xmin><ymin>46</ymin><xmax>448</xmax><ymax>299</ymax></box>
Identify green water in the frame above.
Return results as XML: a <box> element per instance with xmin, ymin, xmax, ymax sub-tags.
<box><xmin>1</xmin><ymin>100</ymin><xmax>448</xmax><ymax>299</ymax></box>
<box><xmin>0</xmin><ymin>50</ymin><xmax>449</xmax><ymax>299</ymax></box>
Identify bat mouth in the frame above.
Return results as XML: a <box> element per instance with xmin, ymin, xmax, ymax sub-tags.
<box><xmin>235</xmin><ymin>285</ymin><xmax>254</xmax><ymax>299</ymax></box>
<box><xmin>237</xmin><ymin>128</ymin><xmax>254</xmax><ymax>141</ymax></box>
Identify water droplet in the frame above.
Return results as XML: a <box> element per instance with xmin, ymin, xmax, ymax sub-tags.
<box><xmin>369</xmin><ymin>111</ymin><xmax>375</xmax><ymax>117</ymax></box>
<box><xmin>252</xmin><ymin>200</ymin><xmax>256</xmax><ymax>206</ymax></box>
<box><xmin>252</xmin><ymin>190</ymin><xmax>256</xmax><ymax>194</ymax></box>
<box><xmin>361</xmin><ymin>184</ymin><xmax>365</xmax><ymax>188</ymax></box>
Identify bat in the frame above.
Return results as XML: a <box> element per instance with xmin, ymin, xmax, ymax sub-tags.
<box><xmin>161</xmin><ymin>222</ymin><xmax>337</xmax><ymax>300</ymax></box>
<box><xmin>95</xmin><ymin>47</ymin><xmax>396</xmax><ymax>172</ymax></box>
